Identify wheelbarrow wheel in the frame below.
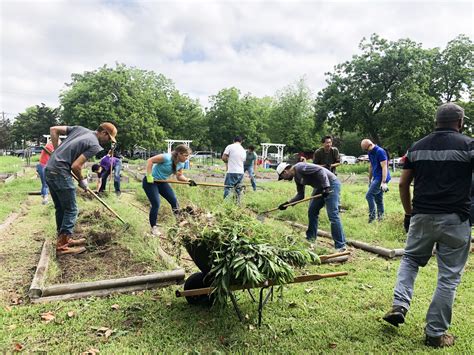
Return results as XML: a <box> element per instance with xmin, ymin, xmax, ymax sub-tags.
<box><xmin>184</xmin><ymin>272</ymin><xmax>213</xmax><ymax>306</ymax></box>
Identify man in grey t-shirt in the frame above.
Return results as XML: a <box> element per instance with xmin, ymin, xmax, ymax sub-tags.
<box><xmin>276</xmin><ymin>162</ymin><xmax>347</xmax><ymax>252</ymax></box>
<box><xmin>45</xmin><ymin>122</ymin><xmax>117</xmax><ymax>256</ymax></box>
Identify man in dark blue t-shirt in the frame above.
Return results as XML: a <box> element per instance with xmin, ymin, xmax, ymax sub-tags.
<box><xmin>360</xmin><ymin>139</ymin><xmax>391</xmax><ymax>223</ymax></box>
<box><xmin>382</xmin><ymin>102</ymin><xmax>472</xmax><ymax>348</ymax></box>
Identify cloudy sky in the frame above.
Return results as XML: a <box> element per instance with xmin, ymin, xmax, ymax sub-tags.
<box><xmin>1</xmin><ymin>0</ymin><xmax>472</xmax><ymax>119</ymax></box>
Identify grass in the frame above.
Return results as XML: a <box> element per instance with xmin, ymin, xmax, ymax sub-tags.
<box><xmin>0</xmin><ymin>156</ymin><xmax>27</xmax><ymax>174</ymax></box>
<box><xmin>0</xmin><ymin>159</ymin><xmax>472</xmax><ymax>353</ymax></box>
<box><xmin>0</xmin><ymin>168</ymin><xmax>40</xmax><ymax>222</ymax></box>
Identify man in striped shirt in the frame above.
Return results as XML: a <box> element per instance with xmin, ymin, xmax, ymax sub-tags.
<box><xmin>383</xmin><ymin>103</ymin><xmax>472</xmax><ymax>348</ymax></box>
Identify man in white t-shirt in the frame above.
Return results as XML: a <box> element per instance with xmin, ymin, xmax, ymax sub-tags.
<box><xmin>222</xmin><ymin>136</ymin><xmax>247</xmax><ymax>200</ymax></box>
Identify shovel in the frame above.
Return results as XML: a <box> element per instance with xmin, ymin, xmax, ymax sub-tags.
<box><xmin>257</xmin><ymin>193</ymin><xmax>325</xmax><ymax>222</ymax></box>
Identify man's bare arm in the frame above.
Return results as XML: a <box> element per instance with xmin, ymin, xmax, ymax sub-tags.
<box><xmin>50</xmin><ymin>126</ymin><xmax>68</xmax><ymax>149</ymax></box>
<box><xmin>399</xmin><ymin>169</ymin><xmax>414</xmax><ymax>215</ymax></box>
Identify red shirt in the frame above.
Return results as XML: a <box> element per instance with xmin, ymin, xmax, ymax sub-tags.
<box><xmin>39</xmin><ymin>143</ymin><xmax>54</xmax><ymax>166</ymax></box>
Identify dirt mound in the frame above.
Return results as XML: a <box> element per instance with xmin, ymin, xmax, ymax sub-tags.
<box><xmin>56</xmin><ymin>245</ymin><xmax>154</xmax><ymax>283</ymax></box>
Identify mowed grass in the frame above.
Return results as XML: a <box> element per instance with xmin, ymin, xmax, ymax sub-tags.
<box><xmin>0</xmin><ymin>163</ymin><xmax>472</xmax><ymax>353</ymax></box>
<box><xmin>0</xmin><ymin>168</ymin><xmax>41</xmax><ymax>222</ymax></box>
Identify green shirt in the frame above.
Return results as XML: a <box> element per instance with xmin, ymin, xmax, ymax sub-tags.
<box><xmin>313</xmin><ymin>147</ymin><xmax>340</xmax><ymax>173</ymax></box>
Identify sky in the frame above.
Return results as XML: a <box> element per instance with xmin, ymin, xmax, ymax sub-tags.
<box><xmin>1</xmin><ymin>0</ymin><xmax>473</xmax><ymax>120</ymax></box>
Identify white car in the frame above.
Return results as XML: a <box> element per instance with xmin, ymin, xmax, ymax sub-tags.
<box><xmin>340</xmin><ymin>154</ymin><xmax>357</xmax><ymax>165</ymax></box>
<box><xmin>190</xmin><ymin>151</ymin><xmax>217</xmax><ymax>160</ymax></box>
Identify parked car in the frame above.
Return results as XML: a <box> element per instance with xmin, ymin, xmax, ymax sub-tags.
<box><xmin>357</xmin><ymin>154</ymin><xmax>369</xmax><ymax>163</ymax></box>
<box><xmin>340</xmin><ymin>154</ymin><xmax>357</xmax><ymax>165</ymax></box>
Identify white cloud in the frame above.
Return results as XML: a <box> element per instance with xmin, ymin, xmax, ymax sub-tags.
<box><xmin>0</xmin><ymin>0</ymin><xmax>472</xmax><ymax>119</ymax></box>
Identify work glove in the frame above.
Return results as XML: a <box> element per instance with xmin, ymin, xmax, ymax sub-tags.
<box><xmin>78</xmin><ymin>178</ymin><xmax>89</xmax><ymax>190</ymax></box>
<box><xmin>322</xmin><ymin>188</ymin><xmax>331</xmax><ymax>198</ymax></box>
<box><xmin>146</xmin><ymin>174</ymin><xmax>154</xmax><ymax>184</ymax></box>
<box><xmin>403</xmin><ymin>214</ymin><xmax>411</xmax><ymax>233</ymax></box>
<box><xmin>381</xmin><ymin>182</ymin><xmax>389</xmax><ymax>193</ymax></box>
<box><xmin>278</xmin><ymin>202</ymin><xmax>289</xmax><ymax>210</ymax></box>
<box><xmin>188</xmin><ymin>179</ymin><xmax>197</xmax><ymax>187</ymax></box>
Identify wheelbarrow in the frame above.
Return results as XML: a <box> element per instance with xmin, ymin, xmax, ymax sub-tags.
<box><xmin>178</xmin><ymin>242</ymin><xmax>350</xmax><ymax>326</ymax></box>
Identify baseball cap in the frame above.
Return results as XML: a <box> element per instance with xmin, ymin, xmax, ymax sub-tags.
<box><xmin>276</xmin><ymin>162</ymin><xmax>290</xmax><ymax>180</ymax></box>
<box><xmin>99</xmin><ymin>122</ymin><xmax>117</xmax><ymax>143</ymax></box>
<box><xmin>435</xmin><ymin>103</ymin><xmax>464</xmax><ymax>123</ymax></box>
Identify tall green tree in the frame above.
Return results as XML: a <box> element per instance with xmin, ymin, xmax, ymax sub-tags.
<box><xmin>315</xmin><ymin>34</ymin><xmax>434</xmax><ymax>149</ymax></box>
<box><xmin>205</xmin><ymin>88</ymin><xmax>272</xmax><ymax>152</ymax></box>
<box><xmin>429</xmin><ymin>35</ymin><xmax>473</xmax><ymax>102</ymax></box>
<box><xmin>0</xmin><ymin>117</ymin><xmax>12</xmax><ymax>149</ymax></box>
<box><xmin>11</xmin><ymin>104</ymin><xmax>60</xmax><ymax>145</ymax></box>
<box><xmin>268</xmin><ymin>79</ymin><xmax>317</xmax><ymax>152</ymax></box>
<box><xmin>60</xmin><ymin>63</ymin><xmax>204</xmax><ymax>152</ymax></box>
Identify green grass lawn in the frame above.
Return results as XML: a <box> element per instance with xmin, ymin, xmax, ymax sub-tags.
<box><xmin>0</xmin><ymin>156</ymin><xmax>27</xmax><ymax>174</ymax></box>
<box><xmin>0</xmin><ymin>164</ymin><xmax>472</xmax><ymax>353</ymax></box>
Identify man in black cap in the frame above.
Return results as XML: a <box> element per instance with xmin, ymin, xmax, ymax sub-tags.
<box><xmin>383</xmin><ymin>103</ymin><xmax>472</xmax><ymax>348</ymax></box>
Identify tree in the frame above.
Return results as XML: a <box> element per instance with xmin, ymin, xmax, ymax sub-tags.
<box><xmin>0</xmin><ymin>117</ymin><xmax>12</xmax><ymax>149</ymax></box>
<box><xmin>11</xmin><ymin>104</ymin><xmax>60</xmax><ymax>145</ymax></box>
<box><xmin>268</xmin><ymin>78</ymin><xmax>317</xmax><ymax>152</ymax></box>
<box><xmin>205</xmin><ymin>88</ymin><xmax>272</xmax><ymax>152</ymax></box>
<box><xmin>429</xmin><ymin>35</ymin><xmax>473</xmax><ymax>102</ymax></box>
<box><xmin>315</xmin><ymin>34</ymin><xmax>438</xmax><ymax>152</ymax></box>
<box><xmin>60</xmin><ymin>63</ymin><xmax>204</xmax><ymax>152</ymax></box>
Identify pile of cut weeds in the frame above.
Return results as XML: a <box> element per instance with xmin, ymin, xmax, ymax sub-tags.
<box><xmin>51</xmin><ymin>208</ymin><xmax>155</xmax><ymax>284</ymax></box>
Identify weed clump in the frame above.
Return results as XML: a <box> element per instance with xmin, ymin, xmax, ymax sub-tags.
<box><xmin>169</xmin><ymin>204</ymin><xmax>320</xmax><ymax>304</ymax></box>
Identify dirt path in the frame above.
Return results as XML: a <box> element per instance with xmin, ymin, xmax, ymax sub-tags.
<box><xmin>0</xmin><ymin>197</ymin><xmax>45</xmax><ymax>305</ymax></box>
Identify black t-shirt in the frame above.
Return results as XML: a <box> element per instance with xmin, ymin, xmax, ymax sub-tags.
<box><xmin>404</xmin><ymin>128</ymin><xmax>473</xmax><ymax>219</ymax></box>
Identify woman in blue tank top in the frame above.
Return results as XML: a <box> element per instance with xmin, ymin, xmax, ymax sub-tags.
<box><xmin>142</xmin><ymin>144</ymin><xmax>195</xmax><ymax>236</ymax></box>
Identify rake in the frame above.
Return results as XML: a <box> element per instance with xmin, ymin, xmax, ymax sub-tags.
<box><xmin>257</xmin><ymin>193</ymin><xmax>325</xmax><ymax>222</ymax></box>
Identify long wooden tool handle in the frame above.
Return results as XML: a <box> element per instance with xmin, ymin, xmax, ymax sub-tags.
<box><xmin>263</xmin><ymin>193</ymin><xmax>324</xmax><ymax>214</ymax></box>
<box><xmin>154</xmin><ymin>179</ymin><xmax>232</xmax><ymax>188</ymax></box>
<box><xmin>43</xmin><ymin>146</ymin><xmax>127</xmax><ymax>225</ymax></box>
<box><xmin>176</xmin><ymin>271</ymin><xmax>348</xmax><ymax>298</ymax></box>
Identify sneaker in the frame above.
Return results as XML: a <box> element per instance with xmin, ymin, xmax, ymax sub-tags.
<box><xmin>383</xmin><ymin>305</ymin><xmax>408</xmax><ymax>327</ymax></box>
<box><xmin>425</xmin><ymin>333</ymin><xmax>455</xmax><ymax>348</ymax></box>
<box><xmin>42</xmin><ymin>197</ymin><xmax>48</xmax><ymax>205</ymax></box>
<box><xmin>336</xmin><ymin>246</ymin><xmax>347</xmax><ymax>253</ymax></box>
<box><xmin>151</xmin><ymin>225</ymin><xmax>162</xmax><ymax>237</ymax></box>
<box><xmin>115</xmin><ymin>191</ymin><xmax>121</xmax><ymax>197</ymax></box>
<box><xmin>305</xmin><ymin>239</ymin><xmax>317</xmax><ymax>250</ymax></box>
<box><xmin>368</xmin><ymin>216</ymin><xmax>375</xmax><ymax>224</ymax></box>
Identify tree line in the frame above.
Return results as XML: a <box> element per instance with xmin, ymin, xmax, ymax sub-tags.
<box><xmin>2</xmin><ymin>34</ymin><xmax>472</xmax><ymax>157</ymax></box>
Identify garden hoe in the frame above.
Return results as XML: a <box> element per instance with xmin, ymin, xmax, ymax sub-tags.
<box><xmin>257</xmin><ymin>193</ymin><xmax>326</xmax><ymax>222</ymax></box>
<box><xmin>42</xmin><ymin>147</ymin><xmax>130</xmax><ymax>230</ymax></box>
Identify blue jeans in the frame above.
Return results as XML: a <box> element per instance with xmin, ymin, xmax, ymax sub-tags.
<box><xmin>306</xmin><ymin>179</ymin><xmax>346</xmax><ymax>249</ymax></box>
<box><xmin>223</xmin><ymin>173</ymin><xmax>244</xmax><ymax>199</ymax></box>
<box><xmin>99</xmin><ymin>160</ymin><xmax>122</xmax><ymax>192</ymax></box>
<box><xmin>36</xmin><ymin>164</ymin><xmax>48</xmax><ymax>196</ymax></box>
<box><xmin>244</xmin><ymin>165</ymin><xmax>256</xmax><ymax>191</ymax></box>
<box><xmin>392</xmin><ymin>213</ymin><xmax>470</xmax><ymax>337</ymax></box>
<box><xmin>45</xmin><ymin>170</ymin><xmax>78</xmax><ymax>235</ymax></box>
<box><xmin>366</xmin><ymin>179</ymin><xmax>384</xmax><ymax>221</ymax></box>
<box><xmin>142</xmin><ymin>177</ymin><xmax>178</xmax><ymax>227</ymax></box>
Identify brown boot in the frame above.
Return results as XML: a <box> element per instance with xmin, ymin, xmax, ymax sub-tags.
<box><xmin>425</xmin><ymin>333</ymin><xmax>456</xmax><ymax>348</ymax></box>
<box><xmin>67</xmin><ymin>237</ymin><xmax>86</xmax><ymax>246</ymax></box>
<box><xmin>56</xmin><ymin>233</ymin><xmax>70</xmax><ymax>251</ymax></box>
<box><xmin>56</xmin><ymin>246</ymin><xmax>86</xmax><ymax>256</ymax></box>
